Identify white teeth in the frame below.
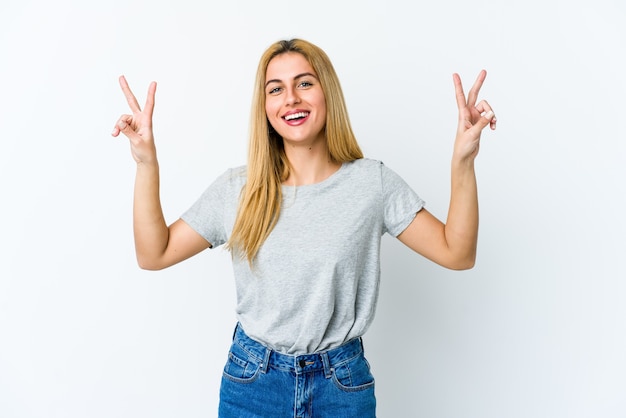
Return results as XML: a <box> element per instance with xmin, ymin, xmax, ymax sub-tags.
<box><xmin>284</xmin><ymin>112</ymin><xmax>308</xmax><ymax>121</ymax></box>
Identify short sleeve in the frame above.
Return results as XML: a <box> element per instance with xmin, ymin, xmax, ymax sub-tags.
<box><xmin>380</xmin><ymin>162</ymin><xmax>425</xmax><ymax>236</ymax></box>
<box><xmin>180</xmin><ymin>167</ymin><xmax>244</xmax><ymax>248</ymax></box>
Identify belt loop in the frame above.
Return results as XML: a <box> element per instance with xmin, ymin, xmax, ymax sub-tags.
<box><xmin>232</xmin><ymin>322</ymin><xmax>239</xmax><ymax>341</ymax></box>
<box><xmin>260</xmin><ymin>346</ymin><xmax>271</xmax><ymax>374</ymax></box>
<box><xmin>320</xmin><ymin>351</ymin><xmax>332</xmax><ymax>378</ymax></box>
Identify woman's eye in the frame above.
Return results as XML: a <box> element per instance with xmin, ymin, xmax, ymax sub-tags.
<box><xmin>298</xmin><ymin>81</ymin><xmax>313</xmax><ymax>88</ymax></box>
<box><xmin>268</xmin><ymin>87</ymin><xmax>282</xmax><ymax>95</ymax></box>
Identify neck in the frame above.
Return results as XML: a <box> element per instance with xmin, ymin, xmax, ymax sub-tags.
<box><xmin>283</xmin><ymin>144</ymin><xmax>340</xmax><ymax>186</ymax></box>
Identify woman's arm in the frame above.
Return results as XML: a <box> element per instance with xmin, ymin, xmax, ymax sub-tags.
<box><xmin>112</xmin><ymin>76</ymin><xmax>210</xmax><ymax>270</ymax></box>
<box><xmin>398</xmin><ymin>70</ymin><xmax>496</xmax><ymax>270</ymax></box>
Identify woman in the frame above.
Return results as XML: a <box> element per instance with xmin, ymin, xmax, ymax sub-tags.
<box><xmin>112</xmin><ymin>39</ymin><xmax>496</xmax><ymax>418</ymax></box>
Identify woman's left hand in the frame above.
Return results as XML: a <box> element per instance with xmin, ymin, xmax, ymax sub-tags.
<box><xmin>452</xmin><ymin>70</ymin><xmax>496</xmax><ymax>162</ymax></box>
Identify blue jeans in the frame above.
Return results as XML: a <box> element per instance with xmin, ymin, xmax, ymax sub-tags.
<box><xmin>218</xmin><ymin>323</ymin><xmax>376</xmax><ymax>418</ymax></box>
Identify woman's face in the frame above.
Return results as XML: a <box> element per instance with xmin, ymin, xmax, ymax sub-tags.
<box><xmin>264</xmin><ymin>52</ymin><xmax>327</xmax><ymax>147</ymax></box>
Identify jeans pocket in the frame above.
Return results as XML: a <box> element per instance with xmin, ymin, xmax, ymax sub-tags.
<box><xmin>222</xmin><ymin>343</ymin><xmax>261</xmax><ymax>383</ymax></box>
<box><xmin>331</xmin><ymin>353</ymin><xmax>375</xmax><ymax>392</ymax></box>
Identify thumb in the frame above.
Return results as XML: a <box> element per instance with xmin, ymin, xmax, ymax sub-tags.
<box><xmin>469</xmin><ymin>110</ymin><xmax>494</xmax><ymax>135</ymax></box>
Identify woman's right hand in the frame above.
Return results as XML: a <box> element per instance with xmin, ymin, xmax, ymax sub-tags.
<box><xmin>111</xmin><ymin>76</ymin><xmax>157</xmax><ymax>164</ymax></box>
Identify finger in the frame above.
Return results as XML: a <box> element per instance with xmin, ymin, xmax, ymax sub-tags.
<box><xmin>489</xmin><ymin>113</ymin><xmax>497</xmax><ymax>130</ymax></box>
<box><xmin>468</xmin><ymin>110</ymin><xmax>495</xmax><ymax>136</ymax></box>
<box><xmin>119</xmin><ymin>75</ymin><xmax>142</xmax><ymax>113</ymax></box>
<box><xmin>111</xmin><ymin>114</ymin><xmax>131</xmax><ymax>136</ymax></box>
<box><xmin>475</xmin><ymin>100</ymin><xmax>497</xmax><ymax>130</ymax></box>
<box><xmin>467</xmin><ymin>69</ymin><xmax>487</xmax><ymax>108</ymax></box>
<box><xmin>453</xmin><ymin>73</ymin><xmax>468</xmax><ymax>112</ymax></box>
<box><xmin>114</xmin><ymin>114</ymin><xmax>140</xmax><ymax>140</ymax></box>
<box><xmin>143</xmin><ymin>81</ymin><xmax>157</xmax><ymax>119</ymax></box>
<box><xmin>474</xmin><ymin>99</ymin><xmax>490</xmax><ymax>113</ymax></box>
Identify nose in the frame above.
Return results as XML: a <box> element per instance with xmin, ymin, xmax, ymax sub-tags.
<box><xmin>285</xmin><ymin>87</ymin><xmax>301</xmax><ymax>106</ymax></box>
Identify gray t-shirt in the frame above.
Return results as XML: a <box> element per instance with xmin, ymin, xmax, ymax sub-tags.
<box><xmin>182</xmin><ymin>158</ymin><xmax>425</xmax><ymax>354</ymax></box>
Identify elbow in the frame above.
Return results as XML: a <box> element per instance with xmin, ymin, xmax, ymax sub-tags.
<box><xmin>136</xmin><ymin>256</ymin><xmax>166</xmax><ymax>271</ymax></box>
<box><xmin>450</xmin><ymin>259</ymin><xmax>476</xmax><ymax>271</ymax></box>
<box><xmin>138</xmin><ymin>263</ymin><xmax>163</xmax><ymax>271</ymax></box>
<box><xmin>445</xmin><ymin>252</ymin><xmax>477</xmax><ymax>271</ymax></box>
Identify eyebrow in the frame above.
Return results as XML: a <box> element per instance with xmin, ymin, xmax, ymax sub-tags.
<box><xmin>264</xmin><ymin>72</ymin><xmax>318</xmax><ymax>88</ymax></box>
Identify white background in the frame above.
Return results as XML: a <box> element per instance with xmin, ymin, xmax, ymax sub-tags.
<box><xmin>1</xmin><ymin>0</ymin><xmax>625</xmax><ymax>417</ymax></box>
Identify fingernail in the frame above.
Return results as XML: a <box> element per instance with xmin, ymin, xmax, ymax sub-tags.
<box><xmin>484</xmin><ymin>111</ymin><xmax>494</xmax><ymax>119</ymax></box>
<box><xmin>118</xmin><ymin>121</ymin><xmax>127</xmax><ymax>129</ymax></box>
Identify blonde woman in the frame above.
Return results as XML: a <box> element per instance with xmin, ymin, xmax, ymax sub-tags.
<box><xmin>112</xmin><ymin>38</ymin><xmax>496</xmax><ymax>418</ymax></box>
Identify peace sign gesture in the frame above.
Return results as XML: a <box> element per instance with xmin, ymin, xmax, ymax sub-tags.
<box><xmin>452</xmin><ymin>70</ymin><xmax>497</xmax><ymax>162</ymax></box>
<box><xmin>111</xmin><ymin>76</ymin><xmax>158</xmax><ymax>164</ymax></box>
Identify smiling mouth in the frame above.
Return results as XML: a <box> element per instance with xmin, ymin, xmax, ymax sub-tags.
<box><xmin>283</xmin><ymin>111</ymin><xmax>309</xmax><ymax>121</ymax></box>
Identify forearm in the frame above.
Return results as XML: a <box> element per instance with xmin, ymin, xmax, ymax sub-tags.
<box><xmin>133</xmin><ymin>161</ymin><xmax>169</xmax><ymax>268</ymax></box>
<box><xmin>444</xmin><ymin>158</ymin><xmax>479</xmax><ymax>268</ymax></box>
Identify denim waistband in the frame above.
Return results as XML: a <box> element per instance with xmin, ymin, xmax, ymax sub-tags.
<box><xmin>231</xmin><ymin>323</ymin><xmax>364</xmax><ymax>377</ymax></box>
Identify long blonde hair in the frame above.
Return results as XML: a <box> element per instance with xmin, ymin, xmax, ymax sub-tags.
<box><xmin>227</xmin><ymin>39</ymin><xmax>363</xmax><ymax>263</ymax></box>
